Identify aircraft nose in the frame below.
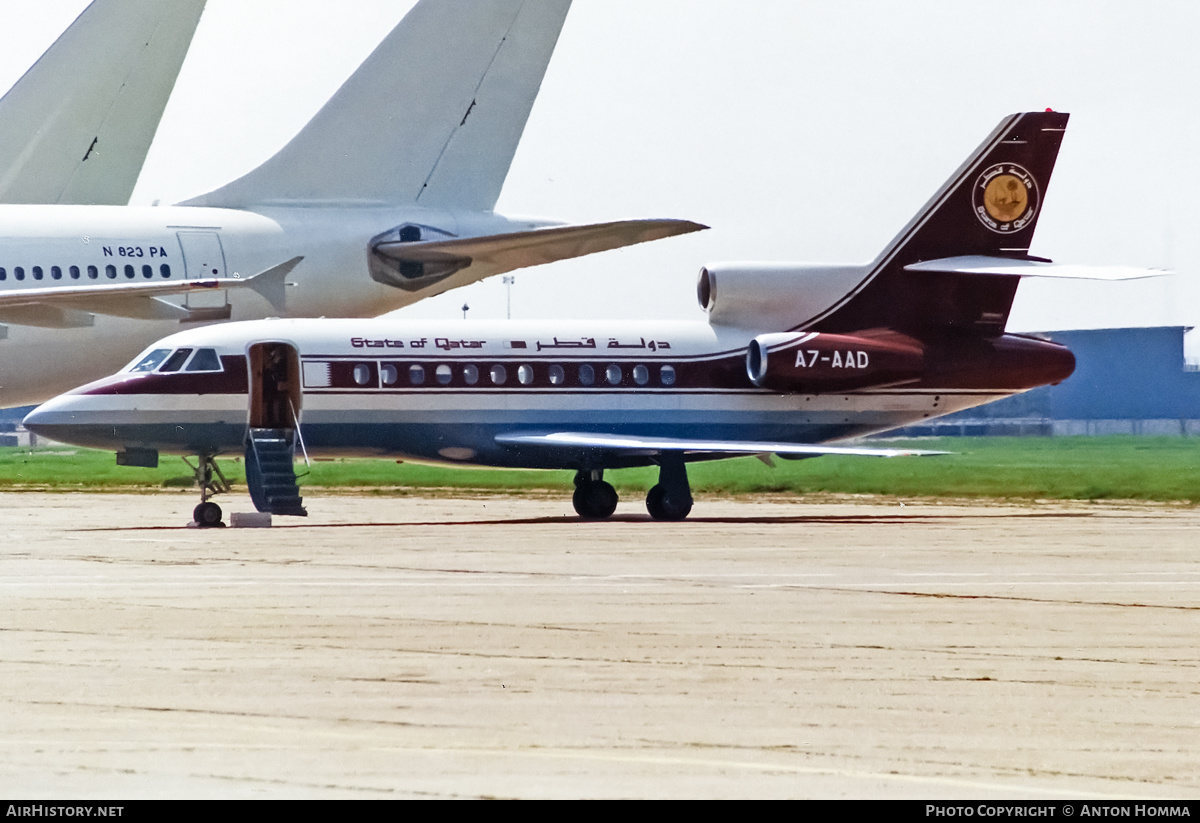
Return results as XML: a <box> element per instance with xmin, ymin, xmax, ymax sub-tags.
<box><xmin>24</xmin><ymin>393</ymin><xmax>99</xmax><ymax>447</ymax></box>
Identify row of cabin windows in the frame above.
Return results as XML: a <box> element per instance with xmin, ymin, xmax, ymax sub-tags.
<box><xmin>352</xmin><ymin>362</ymin><xmax>677</xmax><ymax>388</ymax></box>
<box><xmin>129</xmin><ymin>347</ymin><xmax>222</xmax><ymax>373</ymax></box>
<box><xmin>0</xmin><ymin>263</ymin><xmax>173</xmax><ymax>282</ymax></box>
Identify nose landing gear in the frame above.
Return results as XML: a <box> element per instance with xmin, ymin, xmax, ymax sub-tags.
<box><xmin>183</xmin><ymin>453</ymin><xmax>230</xmax><ymax>528</ymax></box>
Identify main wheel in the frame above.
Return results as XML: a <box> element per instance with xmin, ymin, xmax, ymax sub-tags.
<box><xmin>572</xmin><ymin>481</ymin><xmax>618</xmax><ymax>519</ymax></box>
<box><xmin>193</xmin><ymin>501</ymin><xmax>224</xmax><ymax>528</ymax></box>
<box><xmin>646</xmin><ymin>484</ymin><xmax>692</xmax><ymax>521</ymax></box>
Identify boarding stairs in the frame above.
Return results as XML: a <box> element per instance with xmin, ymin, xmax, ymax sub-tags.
<box><xmin>245</xmin><ymin>427</ymin><xmax>307</xmax><ymax>517</ymax></box>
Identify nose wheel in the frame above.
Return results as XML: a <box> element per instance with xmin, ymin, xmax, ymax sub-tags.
<box><xmin>572</xmin><ymin>470</ymin><xmax>618</xmax><ymax>519</ymax></box>
<box><xmin>182</xmin><ymin>454</ymin><xmax>230</xmax><ymax>528</ymax></box>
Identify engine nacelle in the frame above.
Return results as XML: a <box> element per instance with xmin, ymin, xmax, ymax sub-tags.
<box><xmin>747</xmin><ymin>331</ymin><xmax>925</xmax><ymax>393</ymax></box>
<box><xmin>698</xmin><ymin>262</ymin><xmax>869</xmax><ymax>330</ymax></box>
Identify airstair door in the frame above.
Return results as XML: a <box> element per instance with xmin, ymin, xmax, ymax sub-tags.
<box><xmin>245</xmin><ymin>341</ymin><xmax>306</xmax><ymax>516</ymax></box>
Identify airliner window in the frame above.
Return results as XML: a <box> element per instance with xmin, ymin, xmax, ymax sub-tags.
<box><xmin>69</xmin><ymin>266</ymin><xmax>80</xmax><ymax>279</ymax></box>
<box><xmin>436</xmin><ymin>364</ymin><xmax>452</xmax><ymax>385</ymax></box>
<box><xmin>130</xmin><ymin>349</ymin><xmax>172</xmax><ymax>372</ymax></box>
<box><xmin>105</xmin><ymin>265</ymin><xmax>116</xmax><ymax>279</ymax></box>
<box><xmin>490</xmin><ymin>364</ymin><xmax>507</xmax><ymax>385</ymax></box>
<box><xmin>124</xmin><ymin>264</ymin><xmax>135</xmax><ymax>279</ymax></box>
<box><xmin>633</xmin><ymin>365</ymin><xmax>650</xmax><ymax>386</ymax></box>
<box><xmin>409</xmin><ymin>364</ymin><xmax>425</xmax><ymax>385</ymax></box>
<box><xmin>15</xmin><ymin>267</ymin><xmax>24</xmax><ymax>281</ymax></box>
<box><xmin>142</xmin><ymin>265</ymin><xmax>153</xmax><ymax>279</ymax></box>
<box><xmin>548</xmin><ymin>365</ymin><xmax>565</xmax><ymax>386</ymax></box>
<box><xmin>160</xmin><ymin>264</ymin><xmax>171</xmax><ymax>278</ymax></box>
<box><xmin>158</xmin><ymin>348</ymin><xmax>193</xmax><ymax>373</ymax></box>
<box><xmin>462</xmin><ymin>364</ymin><xmax>479</xmax><ymax>386</ymax></box>
<box><xmin>660</xmin><ymin>365</ymin><xmax>677</xmax><ymax>386</ymax></box>
<box><xmin>606</xmin><ymin>364</ymin><xmax>622</xmax><ymax>386</ymax></box>
<box><xmin>32</xmin><ymin>266</ymin><xmax>43</xmax><ymax>280</ymax></box>
<box><xmin>517</xmin><ymin>365</ymin><xmax>534</xmax><ymax>385</ymax></box>
<box><xmin>354</xmin><ymin>364</ymin><xmax>374</xmax><ymax>386</ymax></box>
<box><xmin>87</xmin><ymin>265</ymin><xmax>98</xmax><ymax>279</ymax></box>
<box><xmin>380</xmin><ymin>364</ymin><xmax>399</xmax><ymax>386</ymax></box>
<box><xmin>51</xmin><ymin>266</ymin><xmax>62</xmax><ymax>280</ymax></box>
<box><xmin>184</xmin><ymin>348</ymin><xmax>222</xmax><ymax>372</ymax></box>
<box><xmin>0</xmin><ymin>268</ymin><xmax>6</xmax><ymax>281</ymax></box>
<box><xmin>578</xmin><ymin>364</ymin><xmax>595</xmax><ymax>386</ymax></box>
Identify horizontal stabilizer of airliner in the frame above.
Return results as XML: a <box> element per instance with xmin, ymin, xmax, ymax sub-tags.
<box><xmin>496</xmin><ymin>432</ymin><xmax>945</xmax><ymax>458</ymax></box>
<box><xmin>370</xmin><ymin>219</ymin><xmax>707</xmax><ymax>291</ymax></box>
<box><xmin>0</xmin><ymin>0</ymin><xmax>207</xmax><ymax>205</ymax></box>
<box><xmin>183</xmin><ymin>0</ymin><xmax>571</xmax><ymax>209</ymax></box>
<box><xmin>904</xmin><ymin>256</ymin><xmax>1168</xmax><ymax>281</ymax></box>
<box><xmin>0</xmin><ymin>257</ymin><xmax>300</xmax><ymax>327</ymax></box>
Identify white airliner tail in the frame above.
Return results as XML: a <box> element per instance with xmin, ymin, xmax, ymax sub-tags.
<box><xmin>0</xmin><ymin>0</ymin><xmax>207</xmax><ymax>205</ymax></box>
<box><xmin>183</xmin><ymin>0</ymin><xmax>571</xmax><ymax>210</ymax></box>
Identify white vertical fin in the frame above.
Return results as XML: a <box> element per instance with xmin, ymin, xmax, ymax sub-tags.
<box><xmin>0</xmin><ymin>0</ymin><xmax>208</xmax><ymax>206</ymax></box>
<box><xmin>181</xmin><ymin>0</ymin><xmax>571</xmax><ymax>210</ymax></box>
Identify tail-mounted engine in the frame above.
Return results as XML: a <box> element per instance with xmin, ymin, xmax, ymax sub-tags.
<box><xmin>698</xmin><ymin>263</ymin><xmax>868</xmax><ymax>330</ymax></box>
<box><xmin>747</xmin><ymin>330</ymin><xmax>925</xmax><ymax>393</ymax></box>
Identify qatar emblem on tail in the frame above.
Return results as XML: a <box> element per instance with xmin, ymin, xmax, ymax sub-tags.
<box><xmin>25</xmin><ymin>112</ymin><xmax>1162</xmax><ymax>525</ymax></box>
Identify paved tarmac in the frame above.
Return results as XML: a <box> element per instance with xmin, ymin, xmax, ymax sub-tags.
<box><xmin>0</xmin><ymin>491</ymin><xmax>1197</xmax><ymax>799</ymax></box>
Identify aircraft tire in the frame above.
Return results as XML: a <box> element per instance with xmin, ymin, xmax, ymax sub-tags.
<box><xmin>193</xmin><ymin>501</ymin><xmax>224</xmax><ymax>528</ymax></box>
<box><xmin>646</xmin><ymin>484</ymin><xmax>692</xmax><ymax>521</ymax></box>
<box><xmin>573</xmin><ymin>481</ymin><xmax>618</xmax><ymax>520</ymax></box>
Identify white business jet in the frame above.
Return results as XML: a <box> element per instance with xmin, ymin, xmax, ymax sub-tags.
<box><xmin>0</xmin><ymin>0</ymin><xmax>702</xmax><ymax>407</ymax></box>
<box><xmin>29</xmin><ymin>111</ymin><xmax>1161</xmax><ymax>525</ymax></box>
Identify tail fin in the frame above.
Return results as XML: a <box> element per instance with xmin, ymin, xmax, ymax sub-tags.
<box><xmin>182</xmin><ymin>0</ymin><xmax>571</xmax><ymax>210</ymax></box>
<box><xmin>0</xmin><ymin>0</ymin><xmax>207</xmax><ymax>205</ymax></box>
<box><xmin>811</xmin><ymin>111</ymin><xmax>1069</xmax><ymax>335</ymax></box>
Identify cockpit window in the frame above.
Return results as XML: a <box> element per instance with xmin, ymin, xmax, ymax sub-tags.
<box><xmin>129</xmin><ymin>349</ymin><xmax>172</xmax><ymax>373</ymax></box>
<box><xmin>184</xmin><ymin>348</ymin><xmax>222</xmax><ymax>372</ymax></box>
<box><xmin>158</xmin><ymin>348</ymin><xmax>193</xmax><ymax>373</ymax></box>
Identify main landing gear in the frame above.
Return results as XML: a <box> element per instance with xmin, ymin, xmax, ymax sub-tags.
<box><xmin>183</xmin><ymin>453</ymin><xmax>230</xmax><ymax>528</ymax></box>
<box><xmin>571</xmin><ymin>458</ymin><xmax>695</xmax><ymax>522</ymax></box>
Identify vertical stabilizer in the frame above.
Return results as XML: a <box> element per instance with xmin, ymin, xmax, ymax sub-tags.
<box><xmin>182</xmin><ymin>0</ymin><xmax>572</xmax><ymax>210</ymax></box>
<box><xmin>0</xmin><ymin>0</ymin><xmax>207</xmax><ymax>205</ymax></box>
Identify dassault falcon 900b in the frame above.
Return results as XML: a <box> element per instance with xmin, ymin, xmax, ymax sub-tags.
<box><xmin>0</xmin><ymin>0</ymin><xmax>701</xmax><ymax>408</ymax></box>
<box><xmin>26</xmin><ymin>111</ymin><xmax>1159</xmax><ymax>525</ymax></box>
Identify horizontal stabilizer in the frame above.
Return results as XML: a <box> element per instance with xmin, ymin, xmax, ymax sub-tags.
<box><xmin>496</xmin><ymin>431</ymin><xmax>945</xmax><ymax>458</ymax></box>
<box><xmin>0</xmin><ymin>257</ymin><xmax>301</xmax><ymax>326</ymax></box>
<box><xmin>905</xmin><ymin>255</ymin><xmax>1168</xmax><ymax>281</ymax></box>
<box><xmin>0</xmin><ymin>0</ymin><xmax>207</xmax><ymax>205</ymax></box>
<box><xmin>371</xmin><ymin>219</ymin><xmax>707</xmax><ymax>292</ymax></box>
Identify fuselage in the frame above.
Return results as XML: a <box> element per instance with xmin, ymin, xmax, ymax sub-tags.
<box><xmin>25</xmin><ymin>316</ymin><xmax>1072</xmax><ymax>471</ymax></box>
<box><xmin>0</xmin><ymin>204</ymin><xmax>552</xmax><ymax>406</ymax></box>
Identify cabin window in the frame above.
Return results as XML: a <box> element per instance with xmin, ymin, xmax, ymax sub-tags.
<box><xmin>660</xmin><ymin>365</ymin><xmax>677</xmax><ymax>386</ymax></box>
<box><xmin>184</xmin><ymin>348</ymin><xmax>222</xmax><ymax>372</ymax></box>
<box><xmin>548</xmin><ymin>365</ymin><xmax>565</xmax><ymax>386</ymax></box>
<box><xmin>353</xmin><ymin>364</ymin><xmax>374</xmax><ymax>386</ymax></box>
<box><xmin>15</xmin><ymin>267</ymin><xmax>24</xmax><ymax>281</ymax></box>
<box><xmin>32</xmin><ymin>266</ymin><xmax>43</xmax><ymax>280</ymax></box>
<box><xmin>633</xmin><ymin>365</ymin><xmax>650</xmax><ymax>386</ymax></box>
<box><xmin>517</xmin><ymin>365</ymin><xmax>534</xmax><ymax>385</ymax></box>
<box><xmin>160</xmin><ymin>264</ymin><xmax>171</xmax><ymax>278</ymax></box>
<box><xmin>0</xmin><ymin>268</ymin><xmax>6</xmax><ymax>281</ymax></box>
<box><xmin>606</xmin><ymin>364</ymin><xmax>622</xmax><ymax>386</ymax></box>
<box><xmin>408</xmin><ymin>364</ymin><xmax>425</xmax><ymax>385</ymax></box>
<box><xmin>380</xmin><ymin>364</ymin><xmax>399</xmax><ymax>386</ymax></box>
<box><xmin>105</xmin><ymin>265</ymin><xmax>116</xmax><ymax>279</ymax></box>
<box><xmin>50</xmin><ymin>266</ymin><xmax>62</xmax><ymax>280</ymax></box>
<box><xmin>69</xmin><ymin>266</ymin><xmax>80</xmax><ymax>279</ymax></box>
<box><xmin>142</xmin><ymin>265</ymin><xmax>153</xmax><ymax>279</ymax></box>
<box><xmin>123</xmin><ymin>264</ymin><xmax>135</xmax><ymax>279</ymax></box>
<box><xmin>462</xmin><ymin>364</ymin><xmax>479</xmax><ymax>385</ymax></box>
<box><xmin>87</xmin><ymin>265</ymin><xmax>98</xmax><ymax>279</ymax></box>
<box><xmin>158</xmin><ymin>348</ymin><xmax>193</xmax><ymax>373</ymax></box>
<box><xmin>436</xmin><ymin>364</ymin><xmax>452</xmax><ymax>385</ymax></box>
<box><xmin>489</xmin><ymin>365</ymin><xmax>507</xmax><ymax>385</ymax></box>
<box><xmin>578</xmin><ymin>364</ymin><xmax>595</xmax><ymax>386</ymax></box>
<box><xmin>129</xmin><ymin>349</ymin><xmax>172</xmax><ymax>372</ymax></box>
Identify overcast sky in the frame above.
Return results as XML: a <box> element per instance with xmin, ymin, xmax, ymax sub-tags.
<box><xmin>2</xmin><ymin>1</ymin><xmax>1198</xmax><ymax>331</ymax></box>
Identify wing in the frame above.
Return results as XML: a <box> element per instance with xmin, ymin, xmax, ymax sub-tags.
<box><xmin>496</xmin><ymin>431</ymin><xmax>945</xmax><ymax>458</ymax></box>
<box><xmin>370</xmin><ymin>218</ymin><xmax>707</xmax><ymax>292</ymax></box>
<box><xmin>904</xmin><ymin>255</ymin><xmax>1168</xmax><ymax>281</ymax></box>
<box><xmin>0</xmin><ymin>257</ymin><xmax>299</xmax><ymax>328</ymax></box>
